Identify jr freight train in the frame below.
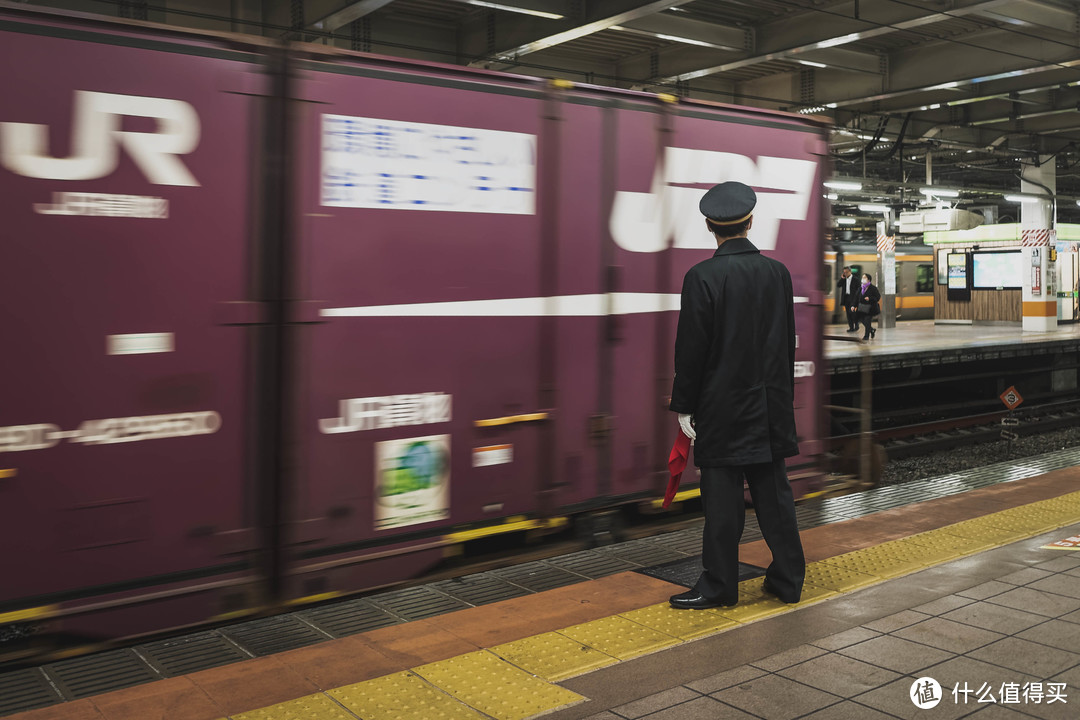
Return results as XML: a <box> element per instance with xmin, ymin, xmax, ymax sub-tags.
<box><xmin>0</xmin><ymin>6</ymin><xmax>829</xmax><ymax>653</ymax></box>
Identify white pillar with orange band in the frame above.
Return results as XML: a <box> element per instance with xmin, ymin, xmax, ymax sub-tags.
<box><xmin>1020</xmin><ymin>157</ymin><xmax>1057</xmax><ymax>332</ymax></box>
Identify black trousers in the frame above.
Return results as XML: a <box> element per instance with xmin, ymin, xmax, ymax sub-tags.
<box><xmin>859</xmin><ymin>312</ymin><xmax>874</xmax><ymax>339</ymax></box>
<box><xmin>844</xmin><ymin>304</ymin><xmax>858</xmax><ymax>329</ymax></box>
<box><xmin>694</xmin><ymin>458</ymin><xmax>806</xmax><ymax>603</ymax></box>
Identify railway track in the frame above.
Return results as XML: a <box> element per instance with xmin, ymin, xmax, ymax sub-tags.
<box><xmin>839</xmin><ymin>399</ymin><xmax>1080</xmax><ymax>460</ymax></box>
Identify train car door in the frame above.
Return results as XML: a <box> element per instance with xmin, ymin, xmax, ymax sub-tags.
<box><xmin>0</xmin><ymin>11</ymin><xmax>264</xmax><ymax>641</ymax></box>
<box><xmin>283</xmin><ymin>51</ymin><xmax>555</xmax><ymax>599</ymax></box>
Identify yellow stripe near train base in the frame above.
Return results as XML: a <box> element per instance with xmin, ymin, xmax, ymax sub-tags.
<box><xmin>474</xmin><ymin>412</ymin><xmax>549</xmax><ymax>428</ymax></box>
<box><xmin>219</xmin><ymin>490</ymin><xmax>1080</xmax><ymax>720</ymax></box>
<box><xmin>0</xmin><ymin>468</ymin><xmax>17</xmax><ymax>479</ymax></box>
<box><xmin>285</xmin><ymin>591</ymin><xmax>342</xmax><ymax>607</ymax></box>
<box><xmin>648</xmin><ymin>487</ymin><xmax>701</xmax><ymax>509</ymax></box>
<box><xmin>442</xmin><ymin>516</ymin><xmax>568</xmax><ymax>544</ymax></box>
<box><xmin>0</xmin><ymin>605</ymin><xmax>58</xmax><ymax>625</ymax></box>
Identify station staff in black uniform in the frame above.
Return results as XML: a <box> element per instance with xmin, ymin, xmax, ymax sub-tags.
<box><xmin>668</xmin><ymin>181</ymin><xmax>806</xmax><ymax>608</ymax></box>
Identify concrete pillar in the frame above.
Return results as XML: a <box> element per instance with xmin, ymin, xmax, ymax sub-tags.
<box><xmin>1021</xmin><ymin>156</ymin><xmax>1057</xmax><ymax>331</ymax></box>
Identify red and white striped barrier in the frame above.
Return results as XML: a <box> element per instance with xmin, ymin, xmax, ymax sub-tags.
<box><xmin>1021</xmin><ymin>228</ymin><xmax>1053</xmax><ymax>247</ymax></box>
<box><xmin>876</xmin><ymin>235</ymin><xmax>895</xmax><ymax>253</ymax></box>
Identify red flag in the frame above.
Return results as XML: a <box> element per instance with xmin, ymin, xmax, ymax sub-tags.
<box><xmin>663</xmin><ymin>431</ymin><xmax>692</xmax><ymax>509</ymax></box>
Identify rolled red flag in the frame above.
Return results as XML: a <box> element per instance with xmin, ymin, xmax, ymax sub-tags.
<box><xmin>663</xmin><ymin>431</ymin><xmax>692</xmax><ymax>509</ymax></box>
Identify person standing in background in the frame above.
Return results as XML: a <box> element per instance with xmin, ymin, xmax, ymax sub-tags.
<box><xmin>837</xmin><ymin>267</ymin><xmax>859</xmax><ymax>332</ymax></box>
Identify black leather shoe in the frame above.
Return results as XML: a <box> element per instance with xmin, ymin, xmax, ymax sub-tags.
<box><xmin>761</xmin><ymin>579</ymin><xmax>800</xmax><ymax>605</ymax></box>
<box><xmin>669</xmin><ymin>590</ymin><xmax>737</xmax><ymax>610</ymax></box>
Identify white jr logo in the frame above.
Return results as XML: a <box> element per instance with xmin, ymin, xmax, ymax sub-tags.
<box><xmin>609</xmin><ymin>148</ymin><xmax>817</xmax><ymax>252</ymax></box>
<box><xmin>1</xmin><ymin>91</ymin><xmax>200</xmax><ymax>186</ymax></box>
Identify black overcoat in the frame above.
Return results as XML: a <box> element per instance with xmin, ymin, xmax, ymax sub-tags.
<box><xmin>669</xmin><ymin>237</ymin><xmax>799</xmax><ymax>466</ymax></box>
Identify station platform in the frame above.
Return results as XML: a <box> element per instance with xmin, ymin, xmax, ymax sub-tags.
<box><xmin>5</xmin><ymin>448</ymin><xmax>1080</xmax><ymax>719</ymax></box>
<box><xmin>823</xmin><ymin>320</ymin><xmax>1080</xmax><ymax>373</ymax></box>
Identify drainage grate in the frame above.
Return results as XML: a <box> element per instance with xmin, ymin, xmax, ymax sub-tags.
<box><xmin>650</xmin><ymin>529</ymin><xmax>703</xmax><ymax>556</ymax></box>
<box><xmin>220</xmin><ymin>614</ymin><xmax>330</xmax><ymax>657</ymax></box>
<box><xmin>44</xmin><ymin>648</ymin><xmax>159</xmax><ymax>700</ymax></box>
<box><xmin>0</xmin><ymin>668</ymin><xmax>61</xmax><ymax>716</ymax></box>
<box><xmin>299</xmin><ymin>599</ymin><xmax>403</xmax><ymax>638</ymax></box>
<box><xmin>431</xmin><ymin>574</ymin><xmax>531</xmax><ymax>607</ymax></box>
<box><xmin>599</xmin><ymin>539</ymin><xmax>685</xmax><ymax>567</ymax></box>
<box><xmin>545</xmin><ymin>550</ymin><xmax>637</xmax><ymax>579</ymax></box>
<box><xmin>635</xmin><ymin>556</ymin><xmax>766</xmax><ymax>589</ymax></box>
<box><xmin>138</xmin><ymin>630</ymin><xmax>250</xmax><ymax>677</ymax></box>
<box><xmin>368</xmin><ymin>586</ymin><xmax>472</xmax><ymax>621</ymax></box>
<box><xmin>491</xmin><ymin>561</ymin><xmax>586</xmax><ymax>592</ymax></box>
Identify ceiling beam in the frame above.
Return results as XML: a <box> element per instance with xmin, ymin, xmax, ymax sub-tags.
<box><xmin>309</xmin><ymin>0</ymin><xmax>398</xmax><ymax>32</ymax></box>
<box><xmin>616</xmin><ymin>13</ymin><xmax>748</xmax><ymax>52</ymax></box>
<box><xmin>469</xmin><ymin>0</ymin><xmax>695</xmax><ymax>67</ymax></box>
<box><xmin>649</xmin><ymin>0</ymin><xmax>1013</xmax><ymax>84</ymax></box>
<box><xmin>975</xmin><ymin>0</ymin><xmax>1079</xmax><ymax>34</ymax></box>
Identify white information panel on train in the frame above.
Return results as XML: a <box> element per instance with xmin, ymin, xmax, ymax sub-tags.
<box><xmin>320</xmin><ymin>114</ymin><xmax>536</xmax><ymax>214</ymax></box>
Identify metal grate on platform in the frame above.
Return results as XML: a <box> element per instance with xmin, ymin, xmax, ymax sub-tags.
<box><xmin>490</xmin><ymin>561</ymin><xmax>587</xmax><ymax>592</ymax></box>
<box><xmin>298</xmin><ymin>598</ymin><xmax>404</xmax><ymax>638</ymax></box>
<box><xmin>138</xmin><ymin>630</ymin><xmax>251</xmax><ymax>677</ymax></box>
<box><xmin>0</xmin><ymin>668</ymin><xmax>61</xmax><ymax>716</ymax></box>
<box><xmin>44</xmin><ymin>648</ymin><xmax>159</xmax><ymax>700</ymax></box>
<box><xmin>544</xmin><ymin>549</ymin><xmax>638</xmax><ymax>579</ymax></box>
<box><xmin>368</xmin><ymin>586</ymin><xmax>472</xmax><ymax>621</ymax></box>
<box><xmin>431</xmin><ymin>573</ymin><xmax>531</xmax><ymax>607</ymax></box>
<box><xmin>597</xmin><ymin>539</ymin><xmax>685</xmax><ymax>567</ymax></box>
<box><xmin>219</xmin><ymin>614</ymin><xmax>331</xmax><ymax>657</ymax></box>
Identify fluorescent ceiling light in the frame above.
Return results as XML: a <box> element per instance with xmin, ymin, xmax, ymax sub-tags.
<box><xmin>920</xmin><ymin>187</ymin><xmax>960</xmax><ymax>197</ymax></box>
<box><xmin>798</xmin><ymin>60</ymin><xmax>828</xmax><ymax>68</ymax></box>
<box><xmin>824</xmin><ymin>180</ymin><xmax>862</xmax><ymax>191</ymax></box>
<box><xmin>827</xmin><ymin>193</ymin><xmax>839</xmax><ymax>200</ymax></box>
<box><xmin>858</xmin><ymin>204</ymin><xmax>890</xmax><ymax>212</ymax></box>
<box><xmin>1004</xmin><ymin>194</ymin><xmax>1041</xmax><ymax>203</ymax></box>
<box><xmin>836</xmin><ymin>217</ymin><xmax>857</xmax><ymax>225</ymax></box>
<box><xmin>609</xmin><ymin>25</ymin><xmax>734</xmax><ymax>49</ymax></box>
<box><xmin>465</xmin><ymin>0</ymin><xmax>563</xmax><ymax>19</ymax></box>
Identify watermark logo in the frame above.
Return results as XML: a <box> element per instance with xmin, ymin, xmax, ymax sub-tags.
<box><xmin>911</xmin><ymin>677</ymin><xmax>942</xmax><ymax>709</ymax></box>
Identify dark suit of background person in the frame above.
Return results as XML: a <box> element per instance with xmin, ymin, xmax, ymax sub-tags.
<box><xmin>837</xmin><ymin>269</ymin><xmax>859</xmax><ymax>331</ymax></box>
<box><xmin>857</xmin><ymin>275</ymin><xmax>881</xmax><ymax>341</ymax></box>
<box><xmin>667</xmin><ymin>181</ymin><xmax>806</xmax><ymax>609</ymax></box>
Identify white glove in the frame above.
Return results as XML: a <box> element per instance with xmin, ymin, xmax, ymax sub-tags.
<box><xmin>678</xmin><ymin>413</ymin><xmax>696</xmax><ymax>441</ymax></box>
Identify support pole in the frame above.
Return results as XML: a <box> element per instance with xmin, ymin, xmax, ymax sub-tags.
<box><xmin>1020</xmin><ymin>156</ymin><xmax>1057</xmax><ymax>331</ymax></box>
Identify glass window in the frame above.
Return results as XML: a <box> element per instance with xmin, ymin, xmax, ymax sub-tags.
<box><xmin>916</xmin><ymin>264</ymin><xmax>934</xmax><ymax>293</ymax></box>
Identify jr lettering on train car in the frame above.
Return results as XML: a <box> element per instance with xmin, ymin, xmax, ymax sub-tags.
<box><xmin>609</xmin><ymin>148</ymin><xmax>816</xmax><ymax>253</ymax></box>
<box><xmin>0</xmin><ymin>90</ymin><xmax>200</xmax><ymax>186</ymax></box>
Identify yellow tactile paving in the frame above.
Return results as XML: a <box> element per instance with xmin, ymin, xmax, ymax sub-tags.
<box><xmin>717</xmin><ymin>595</ymin><xmax>791</xmax><ymax>623</ymax></box>
<box><xmin>820</xmin><ymin>546</ymin><xmax>926</xmax><ymax>579</ymax></box>
<box><xmin>413</xmin><ymin>650</ymin><xmax>584</xmax><ymax>720</ymax></box>
<box><xmin>230</xmin><ymin>693</ymin><xmax>355</xmax><ymax>720</ymax></box>
<box><xmin>904</xmin><ymin>530</ymin><xmax>991</xmax><ymax>556</ymax></box>
<box><xmin>558</xmin><ymin>615</ymin><xmax>679</xmax><ymax>660</ymax></box>
<box><xmin>490</xmin><ymin>631</ymin><xmax>617</xmax><ymax>681</ymax></box>
<box><xmin>619</xmin><ymin>603</ymin><xmax>739</xmax><ymax>641</ymax></box>
<box><xmin>330</xmin><ymin>671</ymin><xmax>484</xmax><ymax>720</ymax></box>
<box><xmin>802</xmin><ymin>561</ymin><xmax>879</xmax><ymax>592</ymax></box>
<box><xmin>797</xmin><ymin>583</ymin><xmax>840</xmax><ymax>605</ymax></box>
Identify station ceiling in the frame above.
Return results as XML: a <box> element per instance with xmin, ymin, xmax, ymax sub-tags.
<box><xmin>22</xmin><ymin>0</ymin><xmax>1080</xmax><ymax>227</ymax></box>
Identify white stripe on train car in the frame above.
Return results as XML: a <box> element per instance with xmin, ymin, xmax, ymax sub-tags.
<box><xmin>322</xmin><ymin>293</ymin><xmax>809</xmax><ymax>318</ymax></box>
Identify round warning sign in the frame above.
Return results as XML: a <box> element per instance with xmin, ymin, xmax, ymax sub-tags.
<box><xmin>999</xmin><ymin>386</ymin><xmax>1023</xmax><ymax>410</ymax></box>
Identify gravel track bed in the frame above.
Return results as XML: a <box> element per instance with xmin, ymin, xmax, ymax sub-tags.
<box><xmin>881</xmin><ymin>424</ymin><xmax>1080</xmax><ymax>486</ymax></box>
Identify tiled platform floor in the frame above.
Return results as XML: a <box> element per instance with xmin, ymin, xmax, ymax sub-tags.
<box><xmin>555</xmin><ymin>530</ymin><xmax>1080</xmax><ymax>720</ymax></box>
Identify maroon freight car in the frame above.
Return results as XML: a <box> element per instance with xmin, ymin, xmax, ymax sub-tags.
<box><xmin>0</xmin><ymin>6</ymin><xmax>828</xmax><ymax>650</ymax></box>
